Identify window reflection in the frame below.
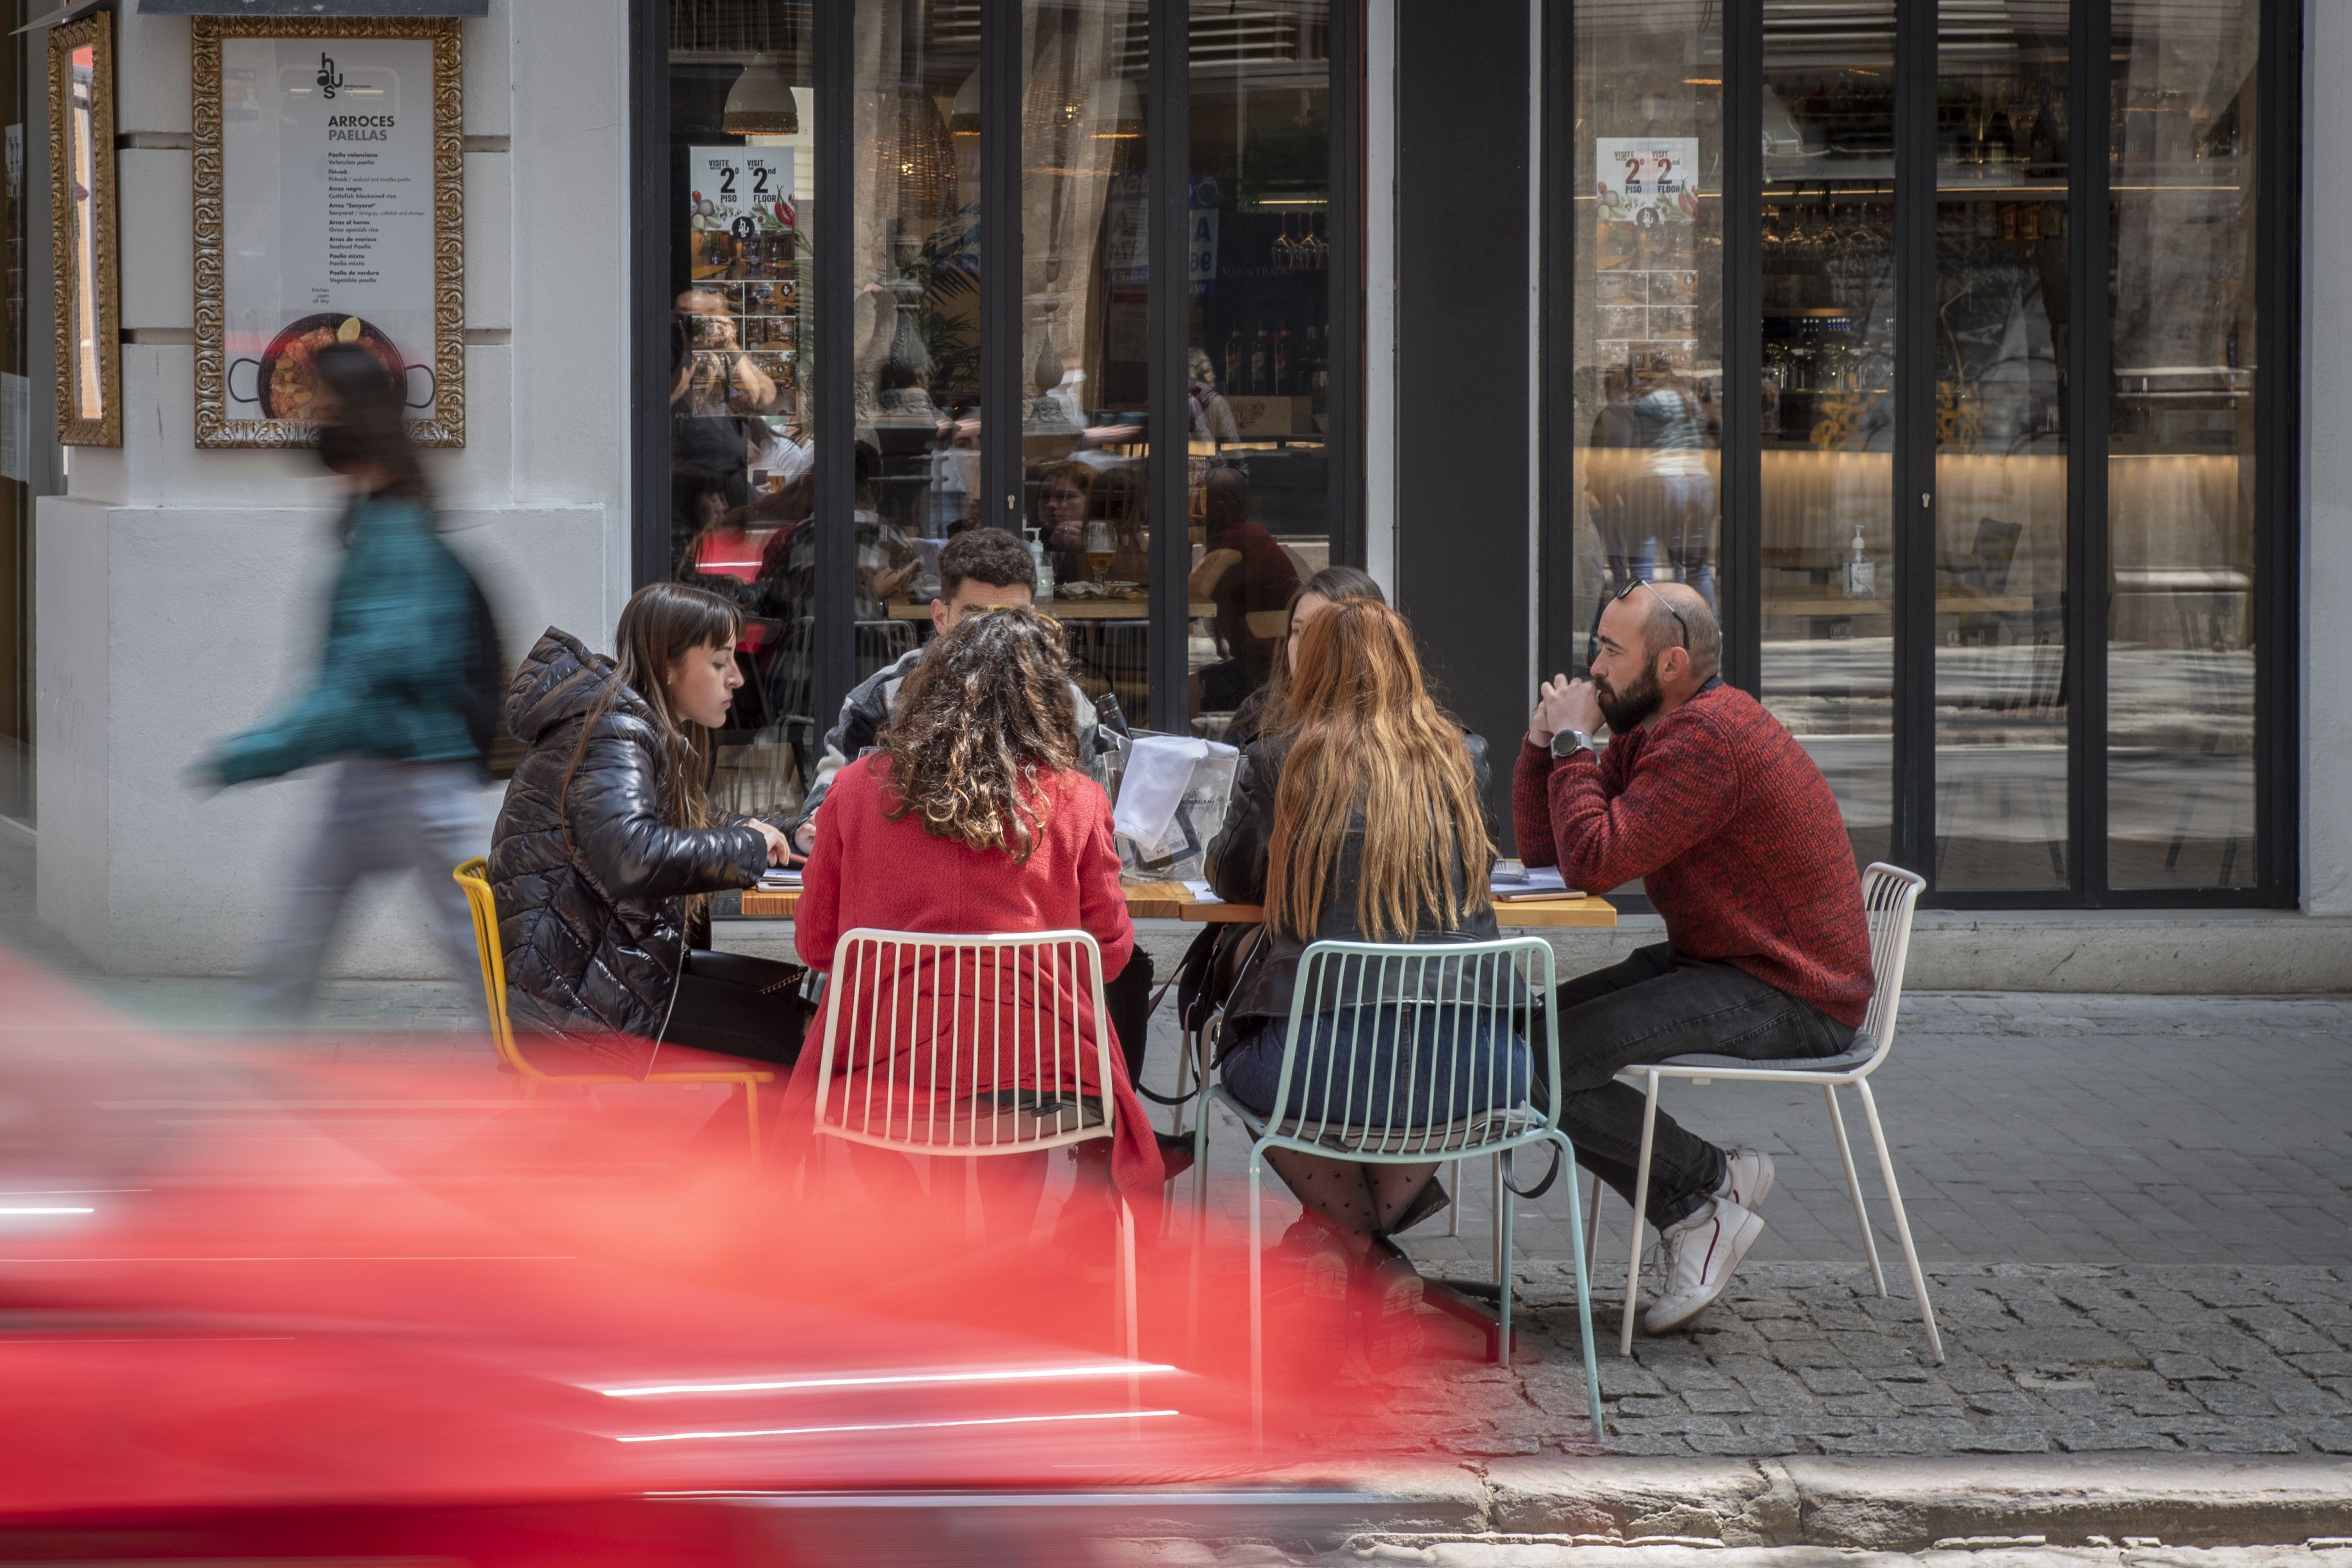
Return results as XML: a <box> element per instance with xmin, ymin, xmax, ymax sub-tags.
<box><xmin>1187</xmin><ymin>0</ymin><xmax>1331</xmax><ymax>738</ymax></box>
<box><xmin>1021</xmin><ymin>0</ymin><xmax>1153</xmax><ymax>724</ymax></box>
<box><xmin>2106</xmin><ymin>0</ymin><xmax>2258</xmax><ymax>890</ymax></box>
<box><xmin>1756</xmin><ymin>8</ymin><xmax>1898</xmax><ymax>872</ymax></box>
<box><xmin>1573</xmin><ymin>7</ymin><xmax>1723</xmax><ymax>673</ymax></box>
<box><xmin>1931</xmin><ymin>2</ymin><xmax>2070</xmax><ymax>892</ymax></box>
<box><xmin>667</xmin><ymin>1</ymin><xmax>819</xmax><ymax>821</ymax></box>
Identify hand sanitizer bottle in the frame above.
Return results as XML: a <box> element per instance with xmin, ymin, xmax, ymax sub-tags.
<box><xmin>1025</xmin><ymin>527</ymin><xmax>1054</xmax><ymax>602</ymax></box>
<box><xmin>1845</xmin><ymin>522</ymin><xmax>1875</xmax><ymax>598</ymax></box>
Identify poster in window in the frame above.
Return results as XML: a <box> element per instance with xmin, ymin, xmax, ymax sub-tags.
<box><xmin>192</xmin><ymin>18</ymin><xmax>463</xmax><ymax>449</ymax></box>
<box><xmin>1592</xmin><ymin>136</ymin><xmax>1701</xmax><ymax>368</ymax></box>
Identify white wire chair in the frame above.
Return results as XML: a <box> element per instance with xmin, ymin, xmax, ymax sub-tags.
<box><xmin>806</xmin><ymin>928</ymin><xmax>1139</xmax><ymax>1366</ymax></box>
<box><xmin>1191</xmin><ymin>936</ymin><xmax>1604</xmax><ymax>1443</ymax></box>
<box><xmin>1592</xmin><ymin>863</ymin><xmax>1941</xmax><ymax>1361</ymax></box>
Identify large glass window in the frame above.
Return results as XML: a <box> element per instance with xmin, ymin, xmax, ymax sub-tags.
<box><xmin>1021</xmin><ymin>0</ymin><xmax>1155</xmax><ymax>723</ymax></box>
<box><xmin>2106</xmin><ymin>0</ymin><xmax>2259</xmax><ymax>890</ymax></box>
<box><xmin>1185</xmin><ymin>0</ymin><xmax>1331</xmax><ymax>737</ymax></box>
<box><xmin>1570</xmin><ymin>1</ymin><xmax>1724</xmax><ymax>666</ymax></box>
<box><xmin>666</xmin><ymin>0</ymin><xmax>820</xmax><ymax>816</ymax></box>
<box><xmin>1755</xmin><ymin>5</ymin><xmax>1899</xmax><ymax>872</ymax></box>
<box><xmin>1931</xmin><ymin>1</ymin><xmax>2070</xmax><ymax>891</ymax></box>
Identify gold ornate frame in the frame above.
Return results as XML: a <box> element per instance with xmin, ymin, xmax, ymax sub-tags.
<box><xmin>191</xmin><ymin>17</ymin><xmax>465</xmax><ymax>449</ymax></box>
<box><xmin>50</xmin><ymin>11</ymin><xmax>121</xmax><ymax>447</ymax></box>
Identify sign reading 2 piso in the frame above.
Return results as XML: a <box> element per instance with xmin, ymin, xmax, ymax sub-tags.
<box><xmin>192</xmin><ymin>17</ymin><xmax>463</xmax><ymax>449</ymax></box>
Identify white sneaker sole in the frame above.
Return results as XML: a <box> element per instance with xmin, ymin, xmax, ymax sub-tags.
<box><xmin>1643</xmin><ymin>1204</ymin><xmax>1766</xmax><ymax>1335</ymax></box>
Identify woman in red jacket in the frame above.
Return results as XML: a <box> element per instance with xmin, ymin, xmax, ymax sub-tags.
<box><xmin>784</xmin><ymin>608</ymin><xmax>1162</xmax><ymax>1223</ymax></box>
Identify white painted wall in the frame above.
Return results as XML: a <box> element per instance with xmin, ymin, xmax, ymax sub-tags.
<box><xmin>2305</xmin><ymin>0</ymin><xmax>2350</xmax><ymax>916</ymax></box>
<box><xmin>34</xmin><ymin>0</ymin><xmax>631</xmax><ymax>976</ymax></box>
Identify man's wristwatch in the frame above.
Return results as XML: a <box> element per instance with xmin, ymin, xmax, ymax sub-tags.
<box><xmin>1551</xmin><ymin>729</ymin><xmax>1598</xmax><ymax>758</ymax></box>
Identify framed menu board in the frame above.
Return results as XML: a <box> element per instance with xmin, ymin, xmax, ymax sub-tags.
<box><xmin>50</xmin><ymin>10</ymin><xmax>121</xmax><ymax>447</ymax></box>
<box><xmin>191</xmin><ymin>17</ymin><xmax>463</xmax><ymax>449</ymax></box>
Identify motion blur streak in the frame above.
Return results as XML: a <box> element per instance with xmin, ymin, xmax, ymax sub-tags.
<box><xmin>617</xmin><ymin>1409</ymin><xmax>1184</xmax><ymax>1442</ymax></box>
<box><xmin>0</xmin><ymin>947</ymin><xmax>1442</xmax><ymax>1563</ymax></box>
<box><xmin>597</xmin><ymin>1361</ymin><xmax>1179</xmax><ymax>1397</ymax></box>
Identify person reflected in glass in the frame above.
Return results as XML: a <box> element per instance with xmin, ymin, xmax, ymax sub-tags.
<box><xmin>1187</xmin><ymin>346</ymin><xmax>1240</xmax><ymax>450</ymax></box>
<box><xmin>1629</xmin><ymin>356</ymin><xmax>1718</xmax><ymax>609</ymax></box>
<box><xmin>1586</xmin><ymin>363</ymin><xmax>1657</xmax><ymax>655</ymax></box>
<box><xmin>1205</xmin><ymin>601</ymin><xmax>1520</xmax><ymax>1367</ymax></box>
<box><xmin>1029</xmin><ymin>459</ymin><xmax>1096</xmax><ymax>581</ymax></box>
<box><xmin>1189</xmin><ymin>466</ymin><xmax>1302</xmax><ymax>717</ymax></box>
<box><xmin>670</xmin><ymin>286</ymin><xmax>777</xmax><ymax>577</ymax></box>
<box><xmin>784</xmin><ymin>606</ymin><xmax>1164</xmax><ymax>1233</ymax></box>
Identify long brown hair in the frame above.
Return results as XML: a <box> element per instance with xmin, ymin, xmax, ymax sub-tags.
<box><xmin>563</xmin><ymin>581</ymin><xmax>743</xmax><ymax>833</ymax></box>
<box><xmin>1266</xmin><ymin>600</ymin><xmax>1492</xmax><ymax>941</ymax></box>
<box><xmin>880</xmin><ymin>607</ymin><xmax>1078</xmax><ymax>863</ymax></box>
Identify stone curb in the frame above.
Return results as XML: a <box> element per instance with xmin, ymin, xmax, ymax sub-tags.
<box><xmin>1254</xmin><ymin>1457</ymin><xmax>2352</xmax><ymax>1550</ymax></box>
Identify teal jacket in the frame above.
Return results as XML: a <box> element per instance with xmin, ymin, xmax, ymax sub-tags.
<box><xmin>214</xmin><ymin>494</ymin><xmax>481</xmax><ymax>784</ymax></box>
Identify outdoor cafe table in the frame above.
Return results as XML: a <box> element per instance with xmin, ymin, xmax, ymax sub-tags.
<box><xmin>738</xmin><ymin>881</ymin><xmax>1617</xmax><ymax>927</ymax></box>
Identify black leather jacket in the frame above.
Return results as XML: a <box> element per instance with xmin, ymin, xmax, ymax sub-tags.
<box><xmin>1205</xmin><ymin>731</ymin><xmax>1506</xmax><ymax>1029</ymax></box>
<box><xmin>489</xmin><ymin>629</ymin><xmax>769</xmax><ymax>1058</ymax></box>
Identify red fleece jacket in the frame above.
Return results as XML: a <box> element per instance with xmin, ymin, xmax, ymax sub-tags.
<box><xmin>1512</xmin><ymin>682</ymin><xmax>1875</xmax><ymax>1029</ymax></box>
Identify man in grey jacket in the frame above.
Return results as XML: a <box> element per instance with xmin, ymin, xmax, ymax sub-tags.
<box><xmin>789</xmin><ymin>527</ymin><xmax>1112</xmax><ymax>855</ymax></box>
<box><xmin>788</xmin><ymin>527</ymin><xmax>1171</xmax><ymax>1143</ymax></box>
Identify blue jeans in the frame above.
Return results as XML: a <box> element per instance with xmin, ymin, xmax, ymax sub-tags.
<box><xmin>1222</xmin><ymin>1005</ymin><xmax>1533</xmax><ymax>1130</ymax></box>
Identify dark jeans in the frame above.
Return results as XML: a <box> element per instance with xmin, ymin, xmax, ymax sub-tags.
<box><xmin>1540</xmin><ymin>942</ymin><xmax>1855</xmax><ymax>1229</ymax></box>
<box><xmin>1106</xmin><ymin>952</ymin><xmax>1155</xmax><ymax>1087</ymax></box>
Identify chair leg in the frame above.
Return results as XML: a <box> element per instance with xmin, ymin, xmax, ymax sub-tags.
<box><xmin>1621</xmin><ymin>1070</ymin><xmax>1661</xmax><ymax>1357</ymax></box>
<box><xmin>1552</xmin><ymin>1132</ymin><xmax>1605</xmax><ymax>1441</ymax></box>
<box><xmin>1247</xmin><ymin>1148</ymin><xmax>1266</xmax><ymax>1449</ymax></box>
<box><xmin>1172</xmin><ymin>1028</ymin><xmax>1195</xmax><ymax>1138</ymax></box>
<box><xmin>1824</xmin><ymin>1083</ymin><xmax>1887</xmax><ymax>1295</ymax></box>
<box><xmin>1496</xmin><ymin>1148</ymin><xmax>1516</xmax><ymax>1368</ymax></box>
<box><xmin>1583</xmin><ymin>1153</ymin><xmax>1604</xmax><ymax>1275</ymax></box>
<box><xmin>1856</xmin><ymin>1078</ymin><xmax>1944</xmax><ymax>1364</ymax></box>
<box><xmin>1118</xmin><ymin>1196</ymin><xmax>1140</xmax><ymax>1406</ymax></box>
<box><xmin>1187</xmin><ymin>1100</ymin><xmax>1213</xmax><ymax>1364</ymax></box>
<box><xmin>1488</xmin><ymin>1153</ymin><xmax>1503</xmax><ymax>1266</ymax></box>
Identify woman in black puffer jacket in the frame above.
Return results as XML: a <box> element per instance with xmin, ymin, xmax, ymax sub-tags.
<box><xmin>489</xmin><ymin>582</ymin><xmax>804</xmax><ymax>1075</ymax></box>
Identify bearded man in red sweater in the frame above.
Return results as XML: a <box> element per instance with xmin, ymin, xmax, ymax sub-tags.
<box><xmin>1515</xmin><ymin>580</ymin><xmax>1874</xmax><ymax>1336</ymax></box>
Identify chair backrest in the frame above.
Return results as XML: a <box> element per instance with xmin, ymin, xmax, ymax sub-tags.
<box><xmin>810</xmin><ymin>928</ymin><xmax>1119</xmax><ymax>1156</ymax></box>
<box><xmin>451</xmin><ymin>857</ymin><xmax>537</xmax><ymax>1079</ymax></box>
<box><xmin>1274</xmin><ymin>936</ymin><xmax>1558</xmax><ymax>1159</ymax></box>
<box><xmin>1857</xmin><ymin>862</ymin><xmax>1926</xmax><ymax>1053</ymax></box>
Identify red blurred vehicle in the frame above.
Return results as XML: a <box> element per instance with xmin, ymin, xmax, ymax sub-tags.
<box><xmin>0</xmin><ymin>953</ymin><xmax>1408</xmax><ymax>1565</ymax></box>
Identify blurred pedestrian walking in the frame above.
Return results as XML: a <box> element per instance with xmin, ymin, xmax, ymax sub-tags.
<box><xmin>197</xmin><ymin>345</ymin><xmax>492</xmax><ymax>1022</ymax></box>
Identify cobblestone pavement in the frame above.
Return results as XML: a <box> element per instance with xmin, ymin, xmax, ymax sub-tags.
<box><xmin>1221</xmin><ymin>1261</ymin><xmax>2352</xmax><ymax>1462</ymax></box>
<box><xmin>1120</xmin><ymin>1544</ymin><xmax>2352</xmax><ymax>1567</ymax></box>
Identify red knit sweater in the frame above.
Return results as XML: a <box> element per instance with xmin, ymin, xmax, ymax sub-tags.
<box><xmin>787</xmin><ymin>756</ymin><xmax>1160</xmax><ymax>1201</ymax></box>
<box><xmin>1512</xmin><ymin>683</ymin><xmax>1875</xmax><ymax>1029</ymax></box>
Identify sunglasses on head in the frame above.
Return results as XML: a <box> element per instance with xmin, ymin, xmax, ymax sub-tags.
<box><xmin>1614</xmin><ymin>577</ymin><xmax>1689</xmax><ymax>650</ymax></box>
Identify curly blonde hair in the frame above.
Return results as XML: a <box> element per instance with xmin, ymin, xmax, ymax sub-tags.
<box><xmin>880</xmin><ymin>607</ymin><xmax>1078</xmax><ymax>863</ymax></box>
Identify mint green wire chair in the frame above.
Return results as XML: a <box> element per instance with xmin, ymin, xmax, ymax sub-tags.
<box><xmin>1189</xmin><ymin>935</ymin><xmax>1604</xmax><ymax>1444</ymax></box>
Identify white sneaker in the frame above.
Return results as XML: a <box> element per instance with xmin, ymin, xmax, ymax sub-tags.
<box><xmin>1641</xmin><ymin>1198</ymin><xmax>1765</xmax><ymax>1335</ymax></box>
<box><xmin>1717</xmin><ymin>1147</ymin><xmax>1775</xmax><ymax>1209</ymax></box>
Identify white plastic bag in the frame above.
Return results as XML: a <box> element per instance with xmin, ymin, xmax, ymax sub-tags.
<box><xmin>1113</xmin><ymin>736</ymin><xmax>1238</xmax><ymax>880</ymax></box>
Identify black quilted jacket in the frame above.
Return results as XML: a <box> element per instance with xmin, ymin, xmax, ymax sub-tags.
<box><xmin>489</xmin><ymin>629</ymin><xmax>768</xmax><ymax>1059</ymax></box>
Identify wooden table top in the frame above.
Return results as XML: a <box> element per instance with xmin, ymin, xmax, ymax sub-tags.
<box><xmin>884</xmin><ymin>598</ymin><xmax>1215</xmax><ymax>622</ymax></box>
<box><xmin>739</xmin><ymin>881</ymin><xmax>1618</xmax><ymax>929</ymax></box>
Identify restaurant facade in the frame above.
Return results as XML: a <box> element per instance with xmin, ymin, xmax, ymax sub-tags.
<box><xmin>20</xmin><ymin>0</ymin><xmax>2352</xmax><ymax>978</ymax></box>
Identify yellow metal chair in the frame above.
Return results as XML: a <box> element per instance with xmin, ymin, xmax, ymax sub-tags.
<box><xmin>452</xmin><ymin>857</ymin><xmax>773</xmax><ymax>1163</ymax></box>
